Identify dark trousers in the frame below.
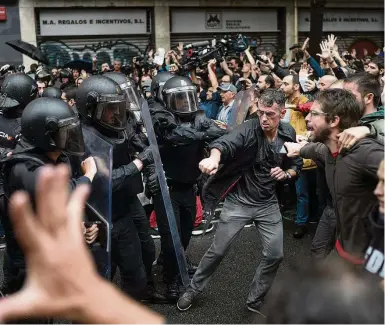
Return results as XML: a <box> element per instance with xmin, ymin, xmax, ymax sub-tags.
<box><xmin>311</xmin><ymin>205</ymin><xmax>337</xmax><ymax>262</ymax></box>
<box><xmin>295</xmin><ymin>168</ymin><xmax>318</xmax><ymax>225</ymax></box>
<box><xmin>153</xmin><ymin>183</ymin><xmax>196</xmax><ymax>284</ymax></box>
<box><xmin>110</xmin><ymin>215</ymin><xmax>147</xmax><ymax>298</ymax></box>
<box><xmin>129</xmin><ymin>196</ymin><xmax>156</xmax><ymax>282</ymax></box>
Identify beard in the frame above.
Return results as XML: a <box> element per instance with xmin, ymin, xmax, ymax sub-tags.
<box><xmin>310</xmin><ymin>126</ymin><xmax>331</xmax><ymax>143</ymax></box>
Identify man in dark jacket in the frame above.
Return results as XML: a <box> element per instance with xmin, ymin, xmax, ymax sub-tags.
<box><xmin>177</xmin><ymin>89</ymin><xmax>303</xmax><ymax>315</ymax></box>
<box><xmin>285</xmin><ymin>89</ymin><xmax>384</xmax><ymax>264</ymax></box>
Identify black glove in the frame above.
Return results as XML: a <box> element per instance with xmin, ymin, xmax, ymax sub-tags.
<box><xmin>137</xmin><ymin>146</ymin><xmax>154</xmax><ymax>167</ymax></box>
<box><xmin>143</xmin><ymin>165</ymin><xmax>160</xmax><ymax>196</ymax></box>
<box><xmin>159</xmin><ymin>116</ymin><xmax>177</xmax><ymax>131</ymax></box>
<box><xmin>193</xmin><ymin>111</ymin><xmax>211</xmax><ymax>131</ymax></box>
<box><xmin>203</xmin><ymin>125</ymin><xmax>226</xmax><ymax>141</ymax></box>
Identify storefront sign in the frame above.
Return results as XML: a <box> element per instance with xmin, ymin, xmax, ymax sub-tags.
<box><xmin>171</xmin><ymin>9</ymin><xmax>278</xmax><ymax>33</ymax></box>
<box><xmin>39</xmin><ymin>9</ymin><xmax>147</xmax><ymax>36</ymax></box>
<box><xmin>0</xmin><ymin>7</ymin><xmax>7</xmax><ymax>21</ymax></box>
<box><xmin>298</xmin><ymin>10</ymin><xmax>384</xmax><ymax>32</ymax></box>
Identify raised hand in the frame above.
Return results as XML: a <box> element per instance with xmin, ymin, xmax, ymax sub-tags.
<box><xmin>327</xmin><ymin>34</ymin><xmax>337</xmax><ymax>51</ymax></box>
<box><xmin>316</xmin><ymin>41</ymin><xmax>332</xmax><ymax>61</ymax></box>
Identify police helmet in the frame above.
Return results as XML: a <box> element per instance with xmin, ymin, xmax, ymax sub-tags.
<box><xmin>151</xmin><ymin>72</ymin><xmax>174</xmax><ymax>103</ymax></box>
<box><xmin>76</xmin><ymin>75</ymin><xmax>127</xmax><ymax>132</ymax></box>
<box><xmin>0</xmin><ymin>73</ymin><xmax>38</xmax><ymax>117</ymax></box>
<box><xmin>161</xmin><ymin>76</ymin><xmax>200</xmax><ymax>115</ymax></box>
<box><xmin>21</xmin><ymin>97</ymin><xmax>84</xmax><ymax>156</ymax></box>
<box><xmin>103</xmin><ymin>72</ymin><xmax>141</xmax><ymax>111</ymax></box>
<box><xmin>42</xmin><ymin>87</ymin><xmax>62</xmax><ymax>99</ymax></box>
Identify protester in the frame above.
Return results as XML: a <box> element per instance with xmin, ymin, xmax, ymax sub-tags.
<box><xmin>177</xmin><ymin>89</ymin><xmax>302</xmax><ymax>315</ymax></box>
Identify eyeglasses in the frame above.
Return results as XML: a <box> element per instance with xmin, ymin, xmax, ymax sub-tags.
<box><xmin>309</xmin><ymin>110</ymin><xmax>328</xmax><ymax>117</ymax></box>
<box><xmin>256</xmin><ymin>110</ymin><xmax>277</xmax><ymax>118</ymax></box>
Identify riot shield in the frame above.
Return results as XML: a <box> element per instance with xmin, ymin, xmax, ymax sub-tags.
<box><xmin>227</xmin><ymin>85</ymin><xmax>257</xmax><ymax>131</ymax></box>
<box><xmin>82</xmin><ymin>127</ymin><xmax>113</xmax><ymax>280</ymax></box>
<box><xmin>140</xmin><ymin>100</ymin><xmax>190</xmax><ymax>288</ymax></box>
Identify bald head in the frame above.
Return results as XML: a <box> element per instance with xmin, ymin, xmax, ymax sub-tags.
<box><xmin>318</xmin><ymin>75</ymin><xmax>338</xmax><ymax>91</ymax></box>
<box><xmin>329</xmin><ymin>79</ymin><xmax>344</xmax><ymax>89</ymax></box>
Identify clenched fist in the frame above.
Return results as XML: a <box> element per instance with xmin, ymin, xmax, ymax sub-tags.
<box><xmin>199</xmin><ymin>157</ymin><xmax>219</xmax><ymax>175</ymax></box>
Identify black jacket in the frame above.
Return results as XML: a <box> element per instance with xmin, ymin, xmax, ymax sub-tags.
<box><xmin>300</xmin><ymin>139</ymin><xmax>384</xmax><ymax>260</ymax></box>
<box><xmin>149</xmin><ymin>102</ymin><xmax>225</xmax><ymax>184</ymax></box>
<box><xmin>1</xmin><ymin>146</ymin><xmax>90</xmax><ymax>293</ymax></box>
<box><xmin>202</xmin><ymin>119</ymin><xmax>303</xmax><ymax>212</ymax></box>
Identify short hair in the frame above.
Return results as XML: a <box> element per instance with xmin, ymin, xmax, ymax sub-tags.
<box><xmin>262</xmin><ymin>74</ymin><xmax>275</xmax><ymax>88</ymax></box>
<box><xmin>344</xmin><ymin>72</ymin><xmax>382</xmax><ymax>106</ymax></box>
<box><xmin>259</xmin><ymin>88</ymin><xmax>285</xmax><ymax>110</ymax></box>
<box><xmin>370</xmin><ymin>56</ymin><xmax>384</xmax><ymax>70</ymax></box>
<box><xmin>288</xmin><ymin>73</ymin><xmax>300</xmax><ymax>86</ymax></box>
<box><xmin>313</xmin><ymin>89</ymin><xmax>361</xmax><ymax>131</ymax></box>
<box><xmin>267</xmin><ymin>259</ymin><xmax>384</xmax><ymax>324</ymax></box>
<box><xmin>62</xmin><ymin>85</ymin><xmax>77</xmax><ymax>100</ymax></box>
<box><xmin>231</xmin><ymin>57</ymin><xmax>242</xmax><ymax>66</ymax></box>
<box><xmin>114</xmin><ymin>59</ymin><xmax>122</xmax><ymax>64</ymax></box>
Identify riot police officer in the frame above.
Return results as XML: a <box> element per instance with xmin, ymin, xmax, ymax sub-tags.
<box><xmin>1</xmin><ymin>97</ymin><xmax>96</xmax><ymax>297</ymax></box>
<box><xmin>0</xmin><ymin>73</ymin><xmax>38</xmax><ymax>249</ymax></box>
<box><xmin>76</xmin><ymin>75</ymin><xmax>166</xmax><ymax>303</ymax></box>
<box><xmin>149</xmin><ymin>75</ymin><xmax>225</xmax><ymax>300</ymax></box>
<box><xmin>102</xmin><ymin>72</ymin><xmax>162</xmax><ymax>296</ymax></box>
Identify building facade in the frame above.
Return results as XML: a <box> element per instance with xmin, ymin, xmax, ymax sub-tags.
<box><xmin>12</xmin><ymin>0</ymin><xmax>385</xmax><ymax>68</ymax></box>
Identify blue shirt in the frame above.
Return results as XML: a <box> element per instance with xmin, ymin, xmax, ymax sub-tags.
<box><xmin>199</xmin><ymin>91</ymin><xmax>221</xmax><ymax>119</ymax></box>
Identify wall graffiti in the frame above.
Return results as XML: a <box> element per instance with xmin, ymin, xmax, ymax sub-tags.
<box><xmin>38</xmin><ymin>39</ymin><xmax>147</xmax><ymax>68</ymax></box>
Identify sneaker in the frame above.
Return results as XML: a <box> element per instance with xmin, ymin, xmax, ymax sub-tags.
<box><xmin>247</xmin><ymin>301</ymin><xmax>266</xmax><ymax>317</ymax></box>
<box><xmin>244</xmin><ymin>220</ymin><xmax>254</xmax><ymax>228</ymax></box>
<box><xmin>0</xmin><ymin>236</ymin><xmax>6</xmax><ymax>249</ymax></box>
<box><xmin>149</xmin><ymin>227</ymin><xmax>161</xmax><ymax>239</ymax></box>
<box><xmin>192</xmin><ymin>221</ymin><xmax>214</xmax><ymax>236</ymax></box>
<box><xmin>293</xmin><ymin>225</ymin><xmax>308</xmax><ymax>239</ymax></box>
<box><xmin>177</xmin><ymin>289</ymin><xmax>198</xmax><ymax>311</ymax></box>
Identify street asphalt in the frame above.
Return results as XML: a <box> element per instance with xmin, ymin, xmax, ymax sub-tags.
<box><xmin>0</xmin><ymin>211</ymin><xmax>317</xmax><ymax>324</ymax></box>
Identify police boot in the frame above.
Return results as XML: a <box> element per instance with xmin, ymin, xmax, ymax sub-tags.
<box><xmin>165</xmin><ymin>276</ymin><xmax>181</xmax><ymax>302</ymax></box>
<box><xmin>140</xmin><ymin>282</ymin><xmax>170</xmax><ymax>304</ymax></box>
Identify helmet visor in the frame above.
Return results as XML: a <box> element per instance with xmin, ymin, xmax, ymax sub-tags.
<box><xmin>0</xmin><ymin>93</ymin><xmax>20</xmax><ymax>108</ymax></box>
<box><xmin>54</xmin><ymin>118</ymin><xmax>85</xmax><ymax>156</ymax></box>
<box><xmin>165</xmin><ymin>89</ymin><xmax>199</xmax><ymax>114</ymax></box>
<box><xmin>95</xmin><ymin>100</ymin><xmax>127</xmax><ymax>131</ymax></box>
<box><xmin>121</xmin><ymin>82</ymin><xmax>140</xmax><ymax>111</ymax></box>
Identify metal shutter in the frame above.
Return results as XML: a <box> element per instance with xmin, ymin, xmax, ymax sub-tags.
<box><xmin>36</xmin><ymin>8</ymin><xmax>154</xmax><ymax>68</ymax></box>
<box><xmin>38</xmin><ymin>36</ymin><xmax>152</xmax><ymax>68</ymax></box>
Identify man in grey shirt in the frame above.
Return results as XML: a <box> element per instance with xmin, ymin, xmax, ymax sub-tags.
<box><xmin>177</xmin><ymin>89</ymin><xmax>303</xmax><ymax>316</ymax></box>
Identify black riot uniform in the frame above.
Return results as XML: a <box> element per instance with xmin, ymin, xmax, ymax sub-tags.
<box><xmin>0</xmin><ymin>73</ymin><xmax>38</xmax><ymax>242</ymax></box>
<box><xmin>148</xmin><ymin>75</ymin><xmax>225</xmax><ymax>300</ymax></box>
<box><xmin>102</xmin><ymin>72</ymin><xmax>160</xmax><ymax>289</ymax></box>
<box><xmin>1</xmin><ymin>98</ymin><xmax>87</xmax><ymax>298</ymax></box>
<box><xmin>76</xmin><ymin>76</ymin><xmax>166</xmax><ymax>303</ymax></box>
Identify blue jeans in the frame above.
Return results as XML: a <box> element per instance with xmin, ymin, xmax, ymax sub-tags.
<box><xmin>295</xmin><ymin>169</ymin><xmax>318</xmax><ymax>226</ymax></box>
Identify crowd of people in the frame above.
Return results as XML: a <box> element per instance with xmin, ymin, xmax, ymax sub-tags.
<box><xmin>0</xmin><ymin>32</ymin><xmax>383</xmax><ymax>323</ymax></box>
